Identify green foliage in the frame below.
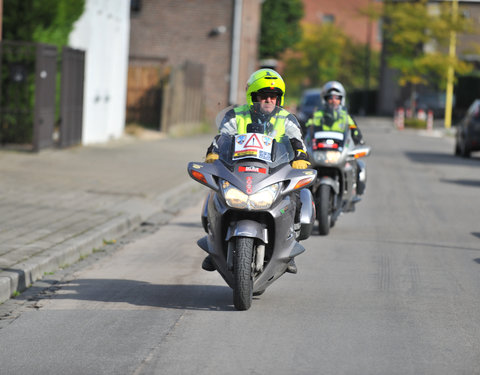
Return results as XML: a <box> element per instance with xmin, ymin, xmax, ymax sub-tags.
<box><xmin>3</xmin><ymin>0</ymin><xmax>85</xmax><ymax>48</ymax></box>
<box><xmin>283</xmin><ymin>23</ymin><xmax>343</xmax><ymax>97</ymax></box>
<box><xmin>340</xmin><ymin>37</ymin><xmax>380</xmax><ymax>91</ymax></box>
<box><xmin>0</xmin><ymin>43</ymin><xmax>37</xmax><ymax>144</ymax></box>
<box><xmin>383</xmin><ymin>0</ymin><xmax>474</xmax><ymax>90</ymax></box>
<box><xmin>404</xmin><ymin>118</ymin><xmax>427</xmax><ymax>129</ymax></box>
<box><xmin>283</xmin><ymin>23</ymin><xmax>379</xmax><ymax>100</ymax></box>
<box><xmin>259</xmin><ymin>0</ymin><xmax>304</xmax><ymax>59</ymax></box>
<box><xmin>1</xmin><ymin>0</ymin><xmax>84</xmax><ymax>145</ymax></box>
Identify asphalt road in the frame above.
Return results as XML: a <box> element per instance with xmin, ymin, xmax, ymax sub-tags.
<box><xmin>0</xmin><ymin>121</ymin><xmax>479</xmax><ymax>375</ymax></box>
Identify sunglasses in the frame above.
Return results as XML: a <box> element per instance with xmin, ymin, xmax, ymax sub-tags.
<box><xmin>326</xmin><ymin>95</ymin><xmax>341</xmax><ymax>101</ymax></box>
<box><xmin>257</xmin><ymin>92</ymin><xmax>278</xmax><ymax>100</ymax></box>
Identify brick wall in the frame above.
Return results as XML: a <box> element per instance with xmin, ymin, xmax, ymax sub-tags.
<box><xmin>129</xmin><ymin>0</ymin><xmax>261</xmax><ymax>126</ymax></box>
<box><xmin>302</xmin><ymin>0</ymin><xmax>382</xmax><ymax>51</ymax></box>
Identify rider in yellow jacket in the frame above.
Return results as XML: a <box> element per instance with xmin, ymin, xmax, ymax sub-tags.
<box><xmin>306</xmin><ymin>81</ymin><xmax>364</xmax><ymax>145</ymax></box>
<box><xmin>206</xmin><ymin>68</ymin><xmax>310</xmax><ymax>168</ymax></box>
<box><xmin>203</xmin><ymin>68</ymin><xmax>310</xmax><ymax>274</ymax></box>
<box><xmin>306</xmin><ymin>81</ymin><xmax>367</xmax><ymax>200</ymax></box>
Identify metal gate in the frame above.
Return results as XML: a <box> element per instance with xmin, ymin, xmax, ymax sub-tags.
<box><xmin>59</xmin><ymin>47</ymin><xmax>85</xmax><ymax>148</ymax></box>
<box><xmin>33</xmin><ymin>43</ymin><xmax>57</xmax><ymax>151</ymax></box>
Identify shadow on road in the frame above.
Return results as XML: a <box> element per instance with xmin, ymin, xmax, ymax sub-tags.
<box><xmin>440</xmin><ymin>178</ymin><xmax>480</xmax><ymax>188</ymax></box>
<box><xmin>171</xmin><ymin>222</ymin><xmax>204</xmax><ymax>229</ymax></box>
<box><xmin>22</xmin><ymin>278</ymin><xmax>238</xmax><ymax>312</ymax></box>
<box><xmin>404</xmin><ymin>151</ymin><xmax>480</xmax><ymax>166</ymax></box>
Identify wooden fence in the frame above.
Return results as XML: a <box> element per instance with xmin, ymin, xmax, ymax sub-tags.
<box><xmin>126</xmin><ymin>60</ymin><xmax>204</xmax><ymax>135</ymax></box>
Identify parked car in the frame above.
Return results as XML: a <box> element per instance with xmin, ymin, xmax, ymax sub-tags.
<box><xmin>455</xmin><ymin>99</ymin><xmax>480</xmax><ymax>158</ymax></box>
<box><xmin>296</xmin><ymin>88</ymin><xmax>323</xmax><ymax>132</ymax></box>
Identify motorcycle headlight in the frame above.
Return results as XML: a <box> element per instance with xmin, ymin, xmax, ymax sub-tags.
<box><xmin>313</xmin><ymin>150</ymin><xmax>341</xmax><ymax>164</ymax></box>
<box><xmin>221</xmin><ymin>180</ymin><xmax>280</xmax><ymax>210</ymax></box>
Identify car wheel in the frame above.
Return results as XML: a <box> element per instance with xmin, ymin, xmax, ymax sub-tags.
<box><xmin>460</xmin><ymin>142</ymin><xmax>471</xmax><ymax>158</ymax></box>
<box><xmin>455</xmin><ymin>142</ymin><xmax>461</xmax><ymax>156</ymax></box>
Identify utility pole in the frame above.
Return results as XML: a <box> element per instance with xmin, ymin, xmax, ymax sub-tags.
<box><xmin>444</xmin><ymin>0</ymin><xmax>458</xmax><ymax>129</ymax></box>
<box><xmin>362</xmin><ymin>4</ymin><xmax>373</xmax><ymax>116</ymax></box>
<box><xmin>0</xmin><ymin>0</ymin><xmax>3</xmax><ymax>41</ymax></box>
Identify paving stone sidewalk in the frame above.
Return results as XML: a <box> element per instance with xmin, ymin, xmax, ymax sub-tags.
<box><xmin>0</xmin><ymin>132</ymin><xmax>213</xmax><ymax>304</ymax></box>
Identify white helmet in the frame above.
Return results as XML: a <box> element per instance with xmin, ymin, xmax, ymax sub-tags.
<box><xmin>322</xmin><ymin>81</ymin><xmax>346</xmax><ymax>106</ymax></box>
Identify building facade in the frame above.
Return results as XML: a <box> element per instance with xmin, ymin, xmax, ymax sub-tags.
<box><xmin>128</xmin><ymin>0</ymin><xmax>261</xmax><ymax>128</ymax></box>
<box><xmin>302</xmin><ymin>0</ymin><xmax>382</xmax><ymax>51</ymax></box>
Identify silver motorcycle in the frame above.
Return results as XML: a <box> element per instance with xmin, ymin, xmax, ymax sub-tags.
<box><xmin>307</xmin><ymin>124</ymin><xmax>371</xmax><ymax>235</ymax></box>
<box><xmin>187</xmin><ymin>110</ymin><xmax>316</xmax><ymax>310</ymax></box>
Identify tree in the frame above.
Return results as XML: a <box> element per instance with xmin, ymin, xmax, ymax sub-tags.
<box><xmin>3</xmin><ymin>0</ymin><xmax>84</xmax><ymax>48</ymax></box>
<box><xmin>259</xmin><ymin>0</ymin><xmax>304</xmax><ymax>59</ymax></box>
<box><xmin>282</xmin><ymin>23</ymin><xmax>379</xmax><ymax>102</ymax></box>
<box><xmin>1</xmin><ymin>0</ymin><xmax>84</xmax><ymax>144</ymax></box>
<box><xmin>381</xmin><ymin>0</ymin><xmax>473</xmax><ymax>100</ymax></box>
<box><xmin>283</xmin><ymin>23</ymin><xmax>345</xmax><ymax>97</ymax></box>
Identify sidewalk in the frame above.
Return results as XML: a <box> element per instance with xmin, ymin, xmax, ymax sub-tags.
<box><xmin>0</xmin><ymin>131</ymin><xmax>214</xmax><ymax>304</ymax></box>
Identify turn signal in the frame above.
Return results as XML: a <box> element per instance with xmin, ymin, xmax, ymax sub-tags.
<box><xmin>294</xmin><ymin>176</ymin><xmax>315</xmax><ymax>190</ymax></box>
<box><xmin>354</xmin><ymin>151</ymin><xmax>368</xmax><ymax>159</ymax></box>
<box><xmin>191</xmin><ymin>170</ymin><xmax>207</xmax><ymax>184</ymax></box>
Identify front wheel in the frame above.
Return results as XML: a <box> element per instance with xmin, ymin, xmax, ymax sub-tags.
<box><xmin>317</xmin><ymin>184</ymin><xmax>332</xmax><ymax>235</ymax></box>
<box><xmin>233</xmin><ymin>237</ymin><xmax>254</xmax><ymax>310</ymax></box>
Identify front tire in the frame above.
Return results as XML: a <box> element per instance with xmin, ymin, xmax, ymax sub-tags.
<box><xmin>317</xmin><ymin>184</ymin><xmax>332</xmax><ymax>235</ymax></box>
<box><xmin>233</xmin><ymin>237</ymin><xmax>254</xmax><ymax>310</ymax></box>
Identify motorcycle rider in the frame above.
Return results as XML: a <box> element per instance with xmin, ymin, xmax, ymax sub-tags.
<box><xmin>305</xmin><ymin>81</ymin><xmax>367</xmax><ymax>198</ymax></box>
<box><xmin>203</xmin><ymin>68</ymin><xmax>311</xmax><ymax>274</ymax></box>
<box><xmin>305</xmin><ymin>81</ymin><xmax>364</xmax><ymax>145</ymax></box>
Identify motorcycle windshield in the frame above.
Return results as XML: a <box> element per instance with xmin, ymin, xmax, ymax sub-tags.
<box><xmin>214</xmin><ymin>105</ymin><xmax>295</xmax><ymax>168</ymax></box>
<box><xmin>313</xmin><ymin>130</ymin><xmax>346</xmax><ymax>150</ymax></box>
<box><xmin>217</xmin><ymin>133</ymin><xmax>294</xmax><ymax>169</ymax></box>
<box><xmin>216</xmin><ymin>103</ymin><xmax>295</xmax><ymax>168</ymax></box>
<box><xmin>310</xmin><ymin>119</ymin><xmax>350</xmax><ymax>151</ymax></box>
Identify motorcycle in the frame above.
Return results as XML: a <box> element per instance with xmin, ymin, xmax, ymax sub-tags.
<box><xmin>306</xmin><ymin>123</ymin><xmax>371</xmax><ymax>235</ymax></box>
<box><xmin>187</xmin><ymin>106</ymin><xmax>317</xmax><ymax>310</ymax></box>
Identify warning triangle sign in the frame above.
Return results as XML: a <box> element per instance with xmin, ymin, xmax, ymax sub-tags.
<box><xmin>244</xmin><ymin>133</ymin><xmax>263</xmax><ymax>149</ymax></box>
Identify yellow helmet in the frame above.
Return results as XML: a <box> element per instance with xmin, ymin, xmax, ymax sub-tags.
<box><xmin>245</xmin><ymin>68</ymin><xmax>285</xmax><ymax>106</ymax></box>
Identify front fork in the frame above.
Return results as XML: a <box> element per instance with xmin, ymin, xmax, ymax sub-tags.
<box><xmin>227</xmin><ymin>239</ymin><xmax>265</xmax><ymax>272</ymax></box>
<box><xmin>225</xmin><ymin>220</ymin><xmax>268</xmax><ymax>272</ymax></box>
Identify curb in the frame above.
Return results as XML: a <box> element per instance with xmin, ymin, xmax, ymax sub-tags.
<box><xmin>0</xmin><ymin>214</ymin><xmax>142</xmax><ymax>304</ymax></box>
<box><xmin>0</xmin><ymin>179</ymin><xmax>205</xmax><ymax>305</ymax></box>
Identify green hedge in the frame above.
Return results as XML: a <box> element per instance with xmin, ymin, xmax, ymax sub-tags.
<box><xmin>404</xmin><ymin>118</ymin><xmax>427</xmax><ymax>129</ymax></box>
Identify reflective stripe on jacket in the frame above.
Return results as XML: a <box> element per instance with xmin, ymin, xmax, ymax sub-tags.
<box><xmin>234</xmin><ymin>105</ymin><xmax>287</xmax><ymax>141</ymax></box>
<box><xmin>306</xmin><ymin>109</ymin><xmax>355</xmax><ymax>132</ymax></box>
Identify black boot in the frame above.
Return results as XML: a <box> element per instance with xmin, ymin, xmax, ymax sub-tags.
<box><xmin>201</xmin><ymin>255</ymin><xmax>216</xmax><ymax>271</ymax></box>
<box><xmin>286</xmin><ymin>259</ymin><xmax>297</xmax><ymax>274</ymax></box>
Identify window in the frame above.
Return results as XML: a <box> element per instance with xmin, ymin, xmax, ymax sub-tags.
<box><xmin>323</xmin><ymin>14</ymin><xmax>335</xmax><ymax>24</ymax></box>
<box><xmin>131</xmin><ymin>0</ymin><xmax>141</xmax><ymax>14</ymax></box>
